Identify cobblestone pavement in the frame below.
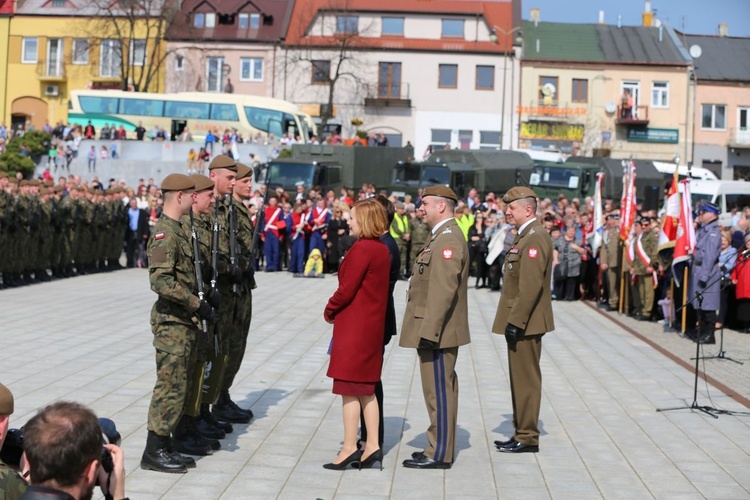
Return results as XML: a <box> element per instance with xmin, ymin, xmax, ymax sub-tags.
<box><xmin>1</xmin><ymin>270</ymin><xmax>748</xmax><ymax>499</ymax></box>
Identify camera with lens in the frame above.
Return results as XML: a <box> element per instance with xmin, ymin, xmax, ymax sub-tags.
<box><xmin>0</xmin><ymin>417</ymin><xmax>120</xmax><ymax>471</ymax></box>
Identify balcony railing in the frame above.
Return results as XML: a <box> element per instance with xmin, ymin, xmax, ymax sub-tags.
<box><xmin>615</xmin><ymin>105</ymin><xmax>649</xmax><ymax>125</ymax></box>
<box><xmin>730</xmin><ymin>127</ymin><xmax>750</xmax><ymax>147</ymax></box>
<box><xmin>365</xmin><ymin>83</ymin><xmax>411</xmax><ymax>108</ymax></box>
<box><xmin>36</xmin><ymin>61</ymin><xmax>66</xmax><ymax>81</ymax></box>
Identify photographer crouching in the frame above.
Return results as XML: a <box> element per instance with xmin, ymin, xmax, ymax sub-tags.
<box><xmin>19</xmin><ymin>401</ymin><xmax>126</xmax><ymax>500</ymax></box>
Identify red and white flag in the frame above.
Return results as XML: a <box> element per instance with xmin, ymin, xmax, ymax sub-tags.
<box><xmin>658</xmin><ymin>169</ymin><xmax>680</xmax><ymax>252</ymax></box>
<box><xmin>620</xmin><ymin>161</ymin><xmax>637</xmax><ymax>241</ymax></box>
<box><xmin>672</xmin><ymin>179</ymin><xmax>696</xmax><ymax>287</ymax></box>
<box><xmin>590</xmin><ymin>173</ymin><xmax>605</xmax><ymax>257</ymax></box>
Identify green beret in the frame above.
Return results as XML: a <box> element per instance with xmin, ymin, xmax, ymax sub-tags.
<box><xmin>0</xmin><ymin>171</ymin><xmax>8</xmax><ymax>179</ymax></box>
<box><xmin>54</xmin><ymin>185</ymin><xmax>64</xmax><ymax>193</ymax></box>
<box><xmin>29</xmin><ymin>179</ymin><xmax>41</xmax><ymax>186</ymax></box>
<box><xmin>43</xmin><ymin>180</ymin><xmax>54</xmax><ymax>187</ymax></box>
<box><xmin>190</xmin><ymin>174</ymin><xmax>215</xmax><ymax>192</ymax></box>
<box><xmin>208</xmin><ymin>155</ymin><xmax>237</xmax><ymax>171</ymax></box>
<box><xmin>8</xmin><ymin>177</ymin><xmax>18</xmax><ymax>184</ymax></box>
<box><xmin>235</xmin><ymin>162</ymin><xmax>252</xmax><ymax>181</ymax></box>
<box><xmin>0</xmin><ymin>382</ymin><xmax>13</xmax><ymax>415</ymax></box>
<box><xmin>20</xmin><ymin>180</ymin><xmax>29</xmax><ymax>187</ymax></box>
<box><xmin>423</xmin><ymin>185</ymin><xmax>458</xmax><ymax>204</ymax></box>
<box><xmin>503</xmin><ymin>186</ymin><xmax>538</xmax><ymax>204</ymax></box>
<box><xmin>161</xmin><ymin>173</ymin><xmax>195</xmax><ymax>192</ymax></box>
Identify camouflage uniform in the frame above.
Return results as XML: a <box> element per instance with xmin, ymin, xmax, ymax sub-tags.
<box><xmin>146</xmin><ymin>214</ymin><xmax>201</xmax><ymax>437</ymax></box>
<box><xmin>409</xmin><ymin>215</ymin><xmax>430</xmax><ymax>268</ymax></box>
<box><xmin>0</xmin><ymin>459</ymin><xmax>27</xmax><ymax>499</ymax></box>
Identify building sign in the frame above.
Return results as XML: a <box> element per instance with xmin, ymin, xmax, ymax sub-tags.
<box><xmin>520</xmin><ymin>121</ymin><xmax>584</xmax><ymax>141</ymax></box>
<box><xmin>627</xmin><ymin>127</ymin><xmax>679</xmax><ymax>144</ymax></box>
<box><xmin>516</xmin><ymin>105</ymin><xmax>588</xmax><ymax>117</ymax></box>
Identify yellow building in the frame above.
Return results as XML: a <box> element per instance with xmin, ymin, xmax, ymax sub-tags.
<box><xmin>0</xmin><ymin>12</ymin><xmax>10</xmax><ymax>128</ymax></box>
<box><xmin>5</xmin><ymin>0</ymin><xmax>167</xmax><ymax>131</ymax></box>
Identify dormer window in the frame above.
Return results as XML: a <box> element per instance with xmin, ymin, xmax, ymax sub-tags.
<box><xmin>250</xmin><ymin>13</ymin><xmax>260</xmax><ymax>28</ymax></box>
<box><xmin>442</xmin><ymin>19</ymin><xmax>464</xmax><ymax>38</ymax></box>
<box><xmin>51</xmin><ymin>0</ymin><xmax>66</xmax><ymax>7</ymax></box>
<box><xmin>336</xmin><ymin>15</ymin><xmax>358</xmax><ymax>34</ymax></box>
<box><xmin>194</xmin><ymin>13</ymin><xmax>205</xmax><ymax>27</ymax></box>
<box><xmin>239</xmin><ymin>13</ymin><xmax>248</xmax><ymax>28</ymax></box>
<box><xmin>206</xmin><ymin>12</ymin><xmax>216</xmax><ymax>28</ymax></box>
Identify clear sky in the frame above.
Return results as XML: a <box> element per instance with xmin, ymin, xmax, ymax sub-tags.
<box><xmin>521</xmin><ymin>0</ymin><xmax>750</xmax><ymax>37</ymax></box>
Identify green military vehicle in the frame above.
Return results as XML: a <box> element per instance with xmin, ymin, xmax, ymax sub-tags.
<box><xmin>255</xmin><ymin>144</ymin><xmax>414</xmax><ymax>196</ymax></box>
<box><xmin>529</xmin><ymin>157</ymin><xmax>664</xmax><ymax>210</ymax></box>
<box><xmin>387</xmin><ymin>150</ymin><xmax>535</xmax><ymax>200</ymax></box>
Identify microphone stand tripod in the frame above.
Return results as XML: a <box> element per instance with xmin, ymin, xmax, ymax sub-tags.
<box><xmin>656</xmin><ymin>256</ymin><xmax>749</xmax><ymax>418</ymax></box>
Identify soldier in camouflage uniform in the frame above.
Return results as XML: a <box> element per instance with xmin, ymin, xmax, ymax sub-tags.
<box><xmin>207</xmin><ymin>155</ymin><xmax>253</xmax><ymax>424</ymax></box>
<box><xmin>0</xmin><ymin>383</ymin><xmax>27</xmax><ymax>499</ymax></box>
<box><xmin>141</xmin><ymin>174</ymin><xmax>214</xmax><ymax>474</ymax></box>
<box><xmin>409</xmin><ymin>208</ymin><xmax>430</xmax><ymax>268</ymax></box>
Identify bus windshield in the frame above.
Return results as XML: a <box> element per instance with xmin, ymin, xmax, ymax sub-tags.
<box><xmin>529</xmin><ymin>166</ymin><xmax>581</xmax><ymax>189</ymax></box>
<box><xmin>392</xmin><ymin>164</ymin><xmax>450</xmax><ymax>186</ymax></box>
<box><xmin>245</xmin><ymin>107</ymin><xmax>301</xmax><ymax>139</ymax></box>
<box><xmin>263</xmin><ymin>162</ymin><xmax>316</xmax><ymax>189</ymax></box>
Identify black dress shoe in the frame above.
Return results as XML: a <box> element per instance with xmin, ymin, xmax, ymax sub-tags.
<box><xmin>497</xmin><ymin>440</ymin><xmax>539</xmax><ymax>453</ymax></box>
<box><xmin>402</xmin><ymin>455</ymin><xmax>452</xmax><ymax>469</ymax></box>
<box><xmin>411</xmin><ymin>450</ymin><xmax>425</xmax><ymax>460</ymax></box>
<box><xmin>494</xmin><ymin>437</ymin><xmax>515</xmax><ymax>448</ymax></box>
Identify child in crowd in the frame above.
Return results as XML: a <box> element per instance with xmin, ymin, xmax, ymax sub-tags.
<box><xmin>300</xmin><ymin>248</ymin><xmax>325</xmax><ymax>278</ymax></box>
<box><xmin>100</xmin><ymin>145</ymin><xmax>109</xmax><ymax>160</ymax></box>
<box><xmin>658</xmin><ymin>289</ymin><xmax>673</xmax><ymax>326</ymax></box>
<box><xmin>187</xmin><ymin>148</ymin><xmax>197</xmax><ymax>174</ymax></box>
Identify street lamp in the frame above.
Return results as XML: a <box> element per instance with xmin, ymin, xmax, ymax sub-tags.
<box><xmin>490</xmin><ymin>26</ymin><xmax>523</xmax><ymax>150</ymax></box>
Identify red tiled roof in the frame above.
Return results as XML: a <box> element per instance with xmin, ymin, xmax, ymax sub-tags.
<box><xmin>285</xmin><ymin>0</ymin><xmax>516</xmax><ymax>53</ymax></box>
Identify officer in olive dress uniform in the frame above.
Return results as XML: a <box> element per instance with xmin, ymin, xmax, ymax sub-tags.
<box><xmin>631</xmin><ymin>218</ymin><xmax>658</xmax><ymax>320</ymax></box>
<box><xmin>141</xmin><ymin>174</ymin><xmax>214</xmax><ymax>474</ymax></box>
<box><xmin>493</xmin><ymin>187</ymin><xmax>554</xmax><ymax>454</ymax></box>
<box><xmin>400</xmin><ymin>186</ymin><xmax>470</xmax><ymax>470</ymax></box>
<box><xmin>688</xmin><ymin>201</ymin><xmax>722</xmax><ymax>344</ymax></box>
<box><xmin>599</xmin><ymin>212</ymin><xmax>622</xmax><ymax>310</ymax></box>
<box><xmin>0</xmin><ymin>383</ymin><xmax>28</xmax><ymax>499</ymax></box>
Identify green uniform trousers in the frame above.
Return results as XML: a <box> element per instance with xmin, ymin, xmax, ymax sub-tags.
<box><xmin>508</xmin><ymin>334</ymin><xmax>543</xmax><ymax>446</ymax></box>
<box><xmin>418</xmin><ymin>347</ymin><xmax>459</xmax><ymax>463</ymax></box>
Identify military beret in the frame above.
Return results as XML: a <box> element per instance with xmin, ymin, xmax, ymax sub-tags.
<box><xmin>190</xmin><ymin>174</ymin><xmax>215</xmax><ymax>192</ymax></box>
<box><xmin>8</xmin><ymin>177</ymin><xmax>18</xmax><ymax>184</ymax></box>
<box><xmin>43</xmin><ymin>180</ymin><xmax>54</xmax><ymax>187</ymax></box>
<box><xmin>208</xmin><ymin>155</ymin><xmax>237</xmax><ymax>171</ymax></box>
<box><xmin>54</xmin><ymin>185</ymin><xmax>64</xmax><ymax>193</ymax></box>
<box><xmin>0</xmin><ymin>171</ymin><xmax>8</xmax><ymax>179</ymax></box>
<box><xmin>160</xmin><ymin>173</ymin><xmax>195</xmax><ymax>192</ymax></box>
<box><xmin>40</xmin><ymin>187</ymin><xmax>49</xmax><ymax>195</ymax></box>
<box><xmin>20</xmin><ymin>180</ymin><xmax>29</xmax><ymax>186</ymax></box>
<box><xmin>423</xmin><ymin>185</ymin><xmax>458</xmax><ymax>204</ymax></box>
<box><xmin>29</xmin><ymin>179</ymin><xmax>41</xmax><ymax>186</ymax></box>
<box><xmin>0</xmin><ymin>382</ymin><xmax>13</xmax><ymax>415</ymax></box>
<box><xmin>503</xmin><ymin>186</ymin><xmax>538</xmax><ymax>204</ymax></box>
<box><xmin>235</xmin><ymin>162</ymin><xmax>252</xmax><ymax>181</ymax></box>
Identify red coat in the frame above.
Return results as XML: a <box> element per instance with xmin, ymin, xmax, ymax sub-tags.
<box><xmin>325</xmin><ymin>238</ymin><xmax>390</xmax><ymax>382</ymax></box>
<box><xmin>732</xmin><ymin>254</ymin><xmax>750</xmax><ymax>299</ymax></box>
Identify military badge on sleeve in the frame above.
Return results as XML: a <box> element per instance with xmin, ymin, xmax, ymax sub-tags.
<box><xmin>154</xmin><ymin>232</ymin><xmax>165</xmax><ymax>240</ymax></box>
<box><xmin>442</xmin><ymin>248</ymin><xmax>453</xmax><ymax>260</ymax></box>
<box><xmin>528</xmin><ymin>248</ymin><xmax>538</xmax><ymax>259</ymax></box>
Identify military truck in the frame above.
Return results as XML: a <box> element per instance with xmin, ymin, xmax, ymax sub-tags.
<box><xmin>387</xmin><ymin>150</ymin><xmax>535</xmax><ymax>200</ymax></box>
<box><xmin>529</xmin><ymin>157</ymin><xmax>665</xmax><ymax>210</ymax></box>
<box><xmin>255</xmin><ymin>144</ymin><xmax>414</xmax><ymax>196</ymax></box>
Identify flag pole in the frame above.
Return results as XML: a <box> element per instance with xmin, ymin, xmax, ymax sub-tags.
<box><xmin>681</xmin><ymin>266</ymin><xmax>688</xmax><ymax>333</ymax></box>
<box><xmin>669</xmin><ymin>276</ymin><xmax>674</xmax><ymax>327</ymax></box>
<box><xmin>619</xmin><ymin>246</ymin><xmax>626</xmax><ymax>314</ymax></box>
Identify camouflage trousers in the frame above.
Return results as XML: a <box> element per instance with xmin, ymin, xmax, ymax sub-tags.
<box><xmin>218</xmin><ymin>287</ymin><xmax>253</xmax><ymax>391</ymax></box>
<box><xmin>147</xmin><ymin>323</ymin><xmax>197</xmax><ymax>436</ymax></box>
<box><xmin>0</xmin><ymin>460</ymin><xmax>27</xmax><ymax>500</ymax></box>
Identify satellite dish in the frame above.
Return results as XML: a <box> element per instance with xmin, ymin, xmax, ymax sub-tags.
<box><xmin>605</xmin><ymin>100</ymin><xmax>617</xmax><ymax>114</ymax></box>
<box><xmin>689</xmin><ymin>44</ymin><xmax>702</xmax><ymax>59</ymax></box>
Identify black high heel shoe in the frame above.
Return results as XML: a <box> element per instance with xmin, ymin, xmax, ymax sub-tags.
<box><xmin>359</xmin><ymin>449</ymin><xmax>383</xmax><ymax>470</ymax></box>
<box><xmin>323</xmin><ymin>449</ymin><xmax>362</xmax><ymax>470</ymax></box>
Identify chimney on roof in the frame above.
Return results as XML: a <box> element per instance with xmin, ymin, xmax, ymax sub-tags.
<box><xmin>617</xmin><ymin>14</ymin><xmax>622</xmax><ymax>28</ymax></box>
<box><xmin>530</xmin><ymin>7</ymin><xmax>540</xmax><ymax>27</ymax></box>
<box><xmin>718</xmin><ymin>23</ymin><xmax>729</xmax><ymax>37</ymax></box>
<box><xmin>598</xmin><ymin>10</ymin><xmax>605</xmax><ymax>25</ymax></box>
<box><xmin>642</xmin><ymin>0</ymin><xmax>653</xmax><ymax>27</ymax></box>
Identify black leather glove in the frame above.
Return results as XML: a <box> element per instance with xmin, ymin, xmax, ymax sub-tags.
<box><xmin>197</xmin><ymin>300</ymin><xmax>215</xmax><ymax>322</ymax></box>
<box><xmin>418</xmin><ymin>337</ymin><xmax>440</xmax><ymax>350</ymax></box>
<box><xmin>698</xmin><ymin>280</ymin><xmax>707</xmax><ymax>289</ymax></box>
<box><xmin>206</xmin><ymin>288</ymin><xmax>222</xmax><ymax>308</ymax></box>
<box><xmin>505</xmin><ymin>323</ymin><xmax>522</xmax><ymax>351</ymax></box>
<box><xmin>229</xmin><ymin>264</ymin><xmax>243</xmax><ymax>285</ymax></box>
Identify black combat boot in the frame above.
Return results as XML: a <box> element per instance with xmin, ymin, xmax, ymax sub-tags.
<box><xmin>201</xmin><ymin>403</ymin><xmax>233</xmax><ymax>434</ymax></box>
<box><xmin>212</xmin><ymin>391</ymin><xmax>252</xmax><ymax>423</ymax></box>
<box><xmin>195</xmin><ymin>407</ymin><xmax>226</xmax><ymax>440</ymax></box>
<box><xmin>141</xmin><ymin>431</ymin><xmax>188</xmax><ymax>473</ymax></box>
<box><xmin>186</xmin><ymin>414</ymin><xmax>220</xmax><ymax>450</ymax></box>
<box><xmin>172</xmin><ymin>416</ymin><xmax>214</xmax><ymax>455</ymax></box>
<box><xmin>165</xmin><ymin>440</ymin><xmax>196</xmax><ymax>469</ymax></box>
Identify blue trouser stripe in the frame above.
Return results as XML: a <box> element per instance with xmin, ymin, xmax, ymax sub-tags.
<box><xmin>433</xmin><ymin>349</ymin><xmax>447</xmax><ymax>462</ymax></box>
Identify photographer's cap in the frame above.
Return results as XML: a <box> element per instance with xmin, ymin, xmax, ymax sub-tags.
<box><xmin>0</xmin><ymin>383</ymin><xmax>14</xmax><ymax>415</ymax></box>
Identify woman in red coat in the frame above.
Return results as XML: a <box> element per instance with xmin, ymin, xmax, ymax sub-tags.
<box><xmin>323</xmin><ymin>198</ymin><xmax>390</xmax><ymax>470</ymax></box>
<box><xmin>731</xmin><ymin>232</ymin><xmax>750</xmax><ymax>331</ymax></box>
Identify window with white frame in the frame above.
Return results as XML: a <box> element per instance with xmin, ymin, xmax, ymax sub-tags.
<box><xmin>46</xmin><ymin>39</ymin><xmax>63</xmax><ymax>76</ymax></box>
<box><xmin>22</xmin><ymin>38</ymin><xmax>38</xmax><ymax>64</ymax></box>
<box><xmin>206</xmin><ymin>12</ymin><xmax>216</xmax><ymax>28</ymax></box>
<box><xmin>336</xmin><ymin>15</ymin><xmax>358</xmax><ymax>34</ymax></box>
<box><xmin>206</xmin><ymin>57</ymin><xmax>224</xmax><ymax>92</ymax></box>
<box><xmin>250</xmin><ymin>13</ymin><xmax>260</xmax><ymax>28</ymax></box>
<box><xmin>130</xmin><ymin>39</ymin><xmax>146</xmax><ymax>66</ymax></box>
<box><xmin>240</xmin><ymin>57</ymin><xmax>263</xmax><ymax>82</ymax></box>
<box><xmin>381</xmin><ymin>17</ymin><xmax>404</xmax><ymax>36</ymax></box>
<box><xmin>441</xmin><ymin>19</ymin><xmax>464</xmax><ymax>38</ymax></box>
<box><xmin>99</xmin><ymin>39</ymin><xmax>121</xmax><ymax>77</ymax></box>
<box><xmin>651</xmin><ymin>81</ymin><xmax>669</xmax><ymax>108</ymax></box>
<box><xmin>174</xmin><ymin>55</ymin><xmax>184</xmax><ymax>71</ymax></box>
<box><xmin>702</xmin><ymin>104</ymin><xmax>726</xmax><ymax>130</ymax></box>
<box><xmin>431</xmin><ymin>129</ymin><xmax>451</xmax><ymax>149</ymax></box>
<box><xmin>238</xmin><ymin>13</ymin><xmax>248</xmax><ymax>28</ymax></box>
<box><xmin>479</xmin><ymin>131</ymin><xmax>500</xmax><ymax>149</ymax></box>
<box><xmin>72</xmin><ymin>39</ymin><xmax>89</xmax><ymax>64</ymax></box>
<box><xmin>194</xmin><ymin>13</ymin><xmax>205</xmax><ymax>27</ymax></box>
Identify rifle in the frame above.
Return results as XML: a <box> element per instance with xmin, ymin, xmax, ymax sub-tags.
<box><xmin>211</xmin><ymin>196</ymin><xmax>219</xmax><ymax>294</ymax></box>
<box><xmin>248</xmin><ymin>184</ymin><xmax>271</xmax><ymax>269</ymax></box>
<box><xmin>228</xmin><ymin>193</ymin><xmax>239</xmax><ymax>295</ymax></box>
<box><xmin>190</xmin><ymin>211</ymin><xmax>208</xmax><ymax>335</ymax></box>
